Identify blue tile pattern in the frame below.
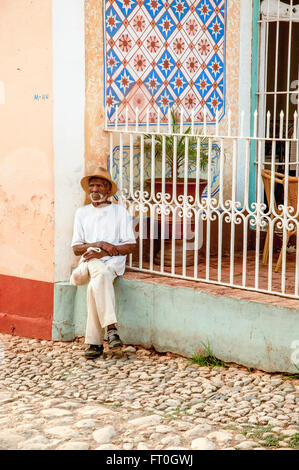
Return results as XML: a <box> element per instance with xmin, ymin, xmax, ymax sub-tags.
<box><xmin>104</xmin><ymin>0</ymin><xmax>226</xmax><ymax>123</ymax></box>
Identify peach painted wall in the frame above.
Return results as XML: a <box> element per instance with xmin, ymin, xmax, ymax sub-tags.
<box><xmin>0</xmin><ymin>0</ymin><xmax>54</xmax><ymax>283</ymax></box>
<box><xmin>85</xmin><ymin>0</ymin><xmax>108</xmax><ymax>171</ymax></box>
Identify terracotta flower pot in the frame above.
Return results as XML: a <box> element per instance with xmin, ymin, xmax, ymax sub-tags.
<box><xmin>145</xmin><ymin>178</ymin><xmax>208</xmax><ymax>266</ymax></box>
<box><xmin>151</xmin><ymin>177</ymin><xmax>207</xmax><ymax>202</ymax></box>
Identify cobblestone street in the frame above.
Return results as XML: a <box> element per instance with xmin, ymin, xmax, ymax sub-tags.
<box><xmin>0</xmin><ymin>333</ymin><xmax>298</xmax><ymax>451</ymax></box>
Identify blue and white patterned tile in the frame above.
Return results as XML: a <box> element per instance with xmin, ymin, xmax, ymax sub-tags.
<box><xmin>144</xmin><ymin>0</ymin><xmax>164</xmax><ymax>19</ymax></box>
<box><xmin>105</xmin><ymin>6</ymin><xmax>122</xmax><ymax>37</ymax></box>
<box><xmin>110</xmin><ymin>144</ymin><xmax>220</xmax><ymax>199</ymax></box>
<box><xmin>115</xmin><ymin>0</ymin><xmax>137</xmax><ymax>18</ymax></box>
<box><xmin>104</xmin><ymin>0</ymin><xmax>227</xmax><ymax>124</ymax></box>
<box><xmin>170</xmin><ymin>0</ymin><xmax>190</xmax><ymax>22</ymax></box>
<box><xmin>196</xmin><ymin>0</ymin><xmax>214</xmax><ymax>24</ymax></box>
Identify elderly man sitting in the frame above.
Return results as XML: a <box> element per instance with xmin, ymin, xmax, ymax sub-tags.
<box><xmin>70</xmin><ymin>166</ymin><xmax>136</xmax><ymax>359</ymax></box>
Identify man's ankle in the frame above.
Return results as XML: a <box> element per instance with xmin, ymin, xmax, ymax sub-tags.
<box><xmin>107</xmin><ymin>329</ymin><xmax>123</xmax><ymax>350</ymax></box>
<box><xmin>107</xmin><ymin>325</ymin><xmax>117</xmax><ymax>331</ymax></box>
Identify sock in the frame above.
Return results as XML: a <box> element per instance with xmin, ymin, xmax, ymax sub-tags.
<box><xmin>108</xmin><ymin>328</ymin><xmax>118</xmax><ymax>335</ymax></box>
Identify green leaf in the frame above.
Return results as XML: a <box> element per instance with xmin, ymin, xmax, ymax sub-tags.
<box><xmin>143</xmin><ymin>107</ymin><xmax>213</xmax><ymax>176</ymax></box>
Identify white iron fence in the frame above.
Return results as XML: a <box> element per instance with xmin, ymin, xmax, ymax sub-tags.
<box><xmin>105</xmin><ymin>106</ymin><xmax>299</xmax><ymax>299</ymax></box>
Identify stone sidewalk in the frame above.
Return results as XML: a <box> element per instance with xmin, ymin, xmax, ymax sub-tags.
<box><xmin>0</xmin><ymin>333</ymin><xmax>298</xmax><ymax>450</ymax></box>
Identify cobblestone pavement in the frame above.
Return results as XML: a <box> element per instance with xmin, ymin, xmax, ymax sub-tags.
<box><xmin>0</xmin><ymin>333</ymin><xmax>298</xmax><ymax>451</ymax></box>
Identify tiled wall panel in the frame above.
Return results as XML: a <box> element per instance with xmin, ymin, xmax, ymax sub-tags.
<box><xmin>104</xmin><ymin>0</ymin><xmax>227</xmax><ymax>125</ymax></box>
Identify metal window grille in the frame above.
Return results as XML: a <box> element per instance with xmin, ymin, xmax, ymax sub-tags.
<box><xmin>105</xmin><ymin>104</ymin><xmax>299</xmax><ymax>300</ymax></box>
<box><xmin>258</xmin><ymin>0</ymin><xmax>299</xmax><ymax>174</ymax></box>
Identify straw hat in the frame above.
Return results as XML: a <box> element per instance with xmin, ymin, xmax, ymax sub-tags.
<box><xmin>80</xmin><ymin>166</ymin><xmax>118</xmax><ymax>197</ymax></box>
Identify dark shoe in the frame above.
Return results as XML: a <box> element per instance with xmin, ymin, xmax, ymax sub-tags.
<box><xmin>107</xmin><ymin>329</ymin><xmax>123</xmax><ymax>350</ymax></box>
<box><xmin>85</xmin><ymin>344</ymin><xmax>103</xmax><ymax>359</ymax></box>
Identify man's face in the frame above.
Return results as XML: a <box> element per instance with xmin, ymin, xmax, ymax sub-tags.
<box><xmin>89</xmin><ymin>177</ymin><xmax>111</xmax><ymax>204</ymax></box>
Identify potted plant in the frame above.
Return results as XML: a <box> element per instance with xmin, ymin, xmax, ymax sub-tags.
<box><xmin>143</xmin><ymin>110</ymin><xmax>211</xmax><ymax>267</ymax></box>
<box><xmin>144</xmin><ymin>109</ymin><xmax>209</xmax><ymax>203</ymax></box>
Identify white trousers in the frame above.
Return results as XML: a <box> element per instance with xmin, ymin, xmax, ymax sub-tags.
<box><xmin>70</xmin><ymin>258</ymin><xmax>118</xmax><ymax>345</ymax></box>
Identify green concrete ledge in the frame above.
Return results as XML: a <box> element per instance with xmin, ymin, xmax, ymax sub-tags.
<box><xmin>53</xmin><ymin>278</ymin><xmax>299</xmax><ymax>374</ymax></box>
<box><xmin>52</xmin><ymin>282</ymin><xmax>77</xmax><ymax>341</ymax></box>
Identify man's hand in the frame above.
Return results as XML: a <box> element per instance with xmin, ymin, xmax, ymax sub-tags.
<box><xmin>83</xmin><ymin>250</ymin><xmax>105</xmax><ymax>262</ymax></box>
<box><xmin>98</xmin><ymin>242</ymin><xmax>119</xmax><ymax>256</ymax></box>
<box><xmin>73</xmin><ymin>242</ymin><xmax>135</xmax><ymax>258</ymax></box>
<box><xmin>73</xmin><ymin>243</ymin><xmax>100</xmax><ymax>256</ymax></box>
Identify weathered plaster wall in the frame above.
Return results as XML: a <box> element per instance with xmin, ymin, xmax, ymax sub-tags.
<box><xmin>0</xmin><ymin>0</ymin><xmax>54</xmax><ymax>283</ymax></box>
<box><xmin>85</xmin><ymin>0</ymin><xmax>110</xmax><ymax>171</ymax></box>
<box><xmin>220</xmin><ymin>0</ymin><xmax>241</xmax><ymax>199</ymax></box>
<box><xmin>115</xmin><ymin>277</ymin><xmax>299</xmax><ymax>374</ymax></box>
<box><xmin>53</xmin><ymin>0</ymin><xmax>86</xmax><ymax>282</ymax></box>
<box><xmin>0</xmin><ymin>0</ymin><xmax>86</xmax><ymax>338</ymax></box>
<box><xmin>52</xmin><ymin>276</ymin><xmax>299</xmax><ymax>374</ymax></box>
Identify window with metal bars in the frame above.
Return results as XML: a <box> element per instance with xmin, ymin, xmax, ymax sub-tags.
<box><xmin>257</xmin><ymin>0</ymin><xmax>299</xmax><ymax>176</ymax></box>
